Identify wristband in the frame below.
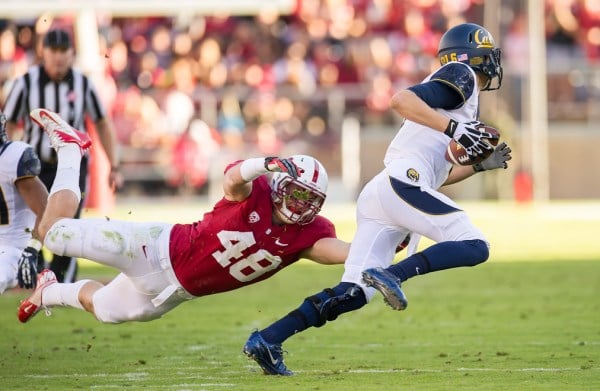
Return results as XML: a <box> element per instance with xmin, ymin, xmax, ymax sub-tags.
<box><xmin>27</xmin><ymin>238</ymin><xmax>42</xmax><ymax>251</ymax></box>
<box><xmin>444</xmin><ymin>119</ymin><xmax>458</xmax><ymax>137</ymax></box>
<box><xmin>473</xmin><ymin>163</ymin><xmax>485</xmax><ymax>173</ymax></box>
<box><xmin>239</xmin><ymin>158</ymin><xmax>269</xmax><ymax>182</ymax></box>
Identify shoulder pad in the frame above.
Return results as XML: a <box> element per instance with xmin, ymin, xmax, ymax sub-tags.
<box><xmin>430</xmin><ymin>63</ymin><xmax>475</xmax><ymax>102</ymax></box>
<box><xmin>17</xmin><ymin>147</ymin><xmax>41</xmax><ymax>178</ymax></box>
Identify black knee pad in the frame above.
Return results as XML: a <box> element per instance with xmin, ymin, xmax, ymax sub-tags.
<box><xmin>306</xmin><ymin>282</ymin><xmax>366</xmax><ymax>327</ymax></box>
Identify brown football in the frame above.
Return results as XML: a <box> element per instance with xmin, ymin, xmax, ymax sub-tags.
<box><xmin>445</xmin><ymin>125</ymin><xmax>500</xmax><ymax>166</ymax></box>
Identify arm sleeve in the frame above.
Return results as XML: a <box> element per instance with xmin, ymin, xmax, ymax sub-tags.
<box><xmin>408</xmin><ymin>81</ymin><xmax>464</xmax><ymax>110</ymax></box>
<box><xmin>408</xmin><ymin>62</ymin><xmax>475</xmax><ymax>110</ymax></box>
<box><xmin>16</xmin><ymin>147</ymin><xmax>42</xmax><ymax>179</ymax></box>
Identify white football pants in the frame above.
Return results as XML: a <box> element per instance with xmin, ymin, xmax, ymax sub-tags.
<box><xmin>44</xmin><ymin>218</ymin><xmax>193</xmax><ymax>323</ymax></box>
<box><xmin>341</xmin><ymin>171</ymin><xmax>487</xmax><ymax>301</ymax></box>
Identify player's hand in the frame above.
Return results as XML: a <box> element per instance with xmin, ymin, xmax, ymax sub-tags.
<box><xmin>445</xmin><ymin>120</ymin><xmax>496</xmax><ymax>157</ymax></box>
<box><xmin>264</xmin><ymin>157</ymin><xmax>303</xmax><ymax>178</ymax></box>
<box><xmin>17</xmin><ymin>239</ymin><xmax>41</xmax><ymax>289</ymax></box>
<box><xmin>109</xmin><ymin>167</ymin><xmax>124</xmax><ymax>191</ymax></box>
<box><xmin>473</xmin><ymin>142</ymin><xmax>512</xmax><ymax>172</ymax></box>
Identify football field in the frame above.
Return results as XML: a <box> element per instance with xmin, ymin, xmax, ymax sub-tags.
<box><xmin>1</xmin><ymin>198</ymin><xmax>598</xmax><ymax>390</ymax></box>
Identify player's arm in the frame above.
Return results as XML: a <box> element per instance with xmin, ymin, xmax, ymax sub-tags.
<box><xmin>443</xmin><ymin>142</ymin><xmax>513</xmax><ymax>186</ymax></box>
<box><xmin>300</xmin><ymin>237</ymin><xmax>350</xmax><ymax>265</ymax></box>
<box><xmin>443</xmin><ymin>165</ymin><xmax>477</xmax><ymax>185</ymax></box>
<box><xmin>391</xmin><ymin>64</ymin><xmax>467</xmax><ymax>133</ymax></box>
<box><xmin>15</xmin><ymin>177</ymin><xmax>47</xmax><ymax>289</ymax></box>
<box><xmin>390</xmin><ymin>89</ymin><xmax>453</xmax><ymax>132</ymax></box>
<box><xmin>94</xmin><ymin>117</ymin><xmax>123</xmax><ymax>189</ymax></box>
<box><xmin>14</xmin><ymin>147</ymin><xmax>47</xmax><ymax>239</ymax></box>
<box><xmin>15</xmin><ymin>176</ymin><xmax>48</xmax><ymax>240</ymax></box>
<box><xmin>223</xmin><ymin>161</ymin><xmax>253</xmax><ymax>201</ymax></box>
<box><xmin>223</xmin><ymin>157</ymin><xmax>302</xmax><ymax>202</ymax></box>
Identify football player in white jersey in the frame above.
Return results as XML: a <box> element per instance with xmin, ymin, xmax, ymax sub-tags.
<box><xmin>243</xmin><ymin>23</ymin><xmax>513</xmax><ymax>376</ymax></box>
<box><xmin>0</xmin><ymin>113</ymin><xmax>48</xmax><ymax>294</ymax></box>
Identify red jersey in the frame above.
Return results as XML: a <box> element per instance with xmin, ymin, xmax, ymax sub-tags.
<box><xmin>169</xmin><ymin>175</ymin><xmax>337</xmax><ymax>296</ymax></box>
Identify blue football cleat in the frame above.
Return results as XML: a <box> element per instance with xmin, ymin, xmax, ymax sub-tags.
<box><xmin>362</xmin><ymin>267</ymin><xmax>408</xmax><ymax>311</ymax></box>
<box><xmin>243</xmin><ymin>331</ymin><xmax>293</xmax><ymax>376</ymax></box>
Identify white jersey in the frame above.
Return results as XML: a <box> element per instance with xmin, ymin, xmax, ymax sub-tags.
<box><xmin>0</xmin><ymin>141</ymin><xmax>37</xmax><ymax>249</ymax></box>
<box><xmin>384</xmin><ymin>62</ymin><xmax>480</xmax><ymax>190</ymax></box>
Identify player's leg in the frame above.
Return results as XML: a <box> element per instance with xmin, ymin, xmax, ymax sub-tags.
<box><xmin>17</xmin><ymin>269</ymin><xmax>100</xmax><ymax>323</ymax></box>
<box><xmin>362</xmin><ymin>176</ymin><xmax>489</xmax><ymax>308</ymax></box>
<box><xmin>380</xmin><ymin>180</ymin><xmax>488</xmax><ymax>275</ymax></box>
<box><xmin>19</xmin><ymin>219</ymin><xmax>188</xmax><ymax>323</ymax></box>
<box><xmin>29</xmin><ymin>109</ymin><xmax>91</xmax><ymax>241</ymax></box>
<box><xmin>88</xmin><ymin>273</ymin><xmax>187</xmax><ymax>323</ymax></box>
<box><xmin>243</xmin><ymin>280</ymin><xmax>366</xmax><ymax>376</ymax></box>
<box><xmin>18</xmin><ymin>270</ymin><xmax>179</xmax><ymax>324</ymax></box>
<box><xmin>49</xmin><ymin>157</ymin><xmax>87</xmax><ymax>282</ymax></box>
<box><xmin>243</xmin><ymin>179</ymin><xmax>392</xmax><ymax>375</ymax></box>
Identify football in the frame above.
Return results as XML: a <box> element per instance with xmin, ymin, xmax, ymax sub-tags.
<box><xmin>444</xmin><ymin>125</ymin><xmax>500</xmax><ymax>166</ymax></box>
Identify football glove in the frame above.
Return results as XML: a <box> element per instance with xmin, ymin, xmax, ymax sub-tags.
<box><xmin>17</xmin><ymin>239</ymin><xmax>42</xmax><ymax>289</ymax></box>
<box><xmin>473</xmin><ymin>142</ymin><xmax>512</xmax><ymax>172</ymax></box>
<box><xmin>264</xmin><ymin>157</ymin><xmax>303</xmax><ymax>178</ymax></box>
<box><xmin>445</xmin><ymin>119</ymin><xmax>496</xmax><ymax>157</ymax></box>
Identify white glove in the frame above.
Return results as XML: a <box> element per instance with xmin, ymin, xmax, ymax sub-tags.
<box><xmin>445</xmin><ymin>119</ymin><xmax>497</xmax><ymax>157</ymax></box>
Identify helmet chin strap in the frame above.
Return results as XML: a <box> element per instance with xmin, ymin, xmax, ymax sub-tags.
<box><xmin>272</xmin><ymin>207</ymin><xmax>295</xmax><ymax>225</ymax></box>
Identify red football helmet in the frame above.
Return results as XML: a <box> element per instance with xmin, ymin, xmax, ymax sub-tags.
<box><xmin>270</xmin><ymin>155</ymin><xmax>328</xmax><ymax>225</ymax></box>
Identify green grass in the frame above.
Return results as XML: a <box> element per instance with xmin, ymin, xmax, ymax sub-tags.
<box><xmin>1</xmin><ymin>199</ymin><xmax>599</xmax><ymax>390</ymax></box>
<box><xmin>1</xmin><ymin>261</ymin><xmax>599</xmax><ymax>390</ymax></box>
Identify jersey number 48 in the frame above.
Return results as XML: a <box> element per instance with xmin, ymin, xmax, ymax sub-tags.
<box><xmin>212</xmin><ymin>230</ymin><xmax>282</xmax><ymax>282</ymax></box>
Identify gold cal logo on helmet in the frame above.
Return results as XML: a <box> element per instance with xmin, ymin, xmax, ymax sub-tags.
<box><xmin>474</xmin><ymin>29</ymin><xmax>494</xmax><ymax>48</ymax></box>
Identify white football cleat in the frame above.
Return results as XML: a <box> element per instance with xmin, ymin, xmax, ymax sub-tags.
<box><xmin>29</xmin><ymin>109</ymin><xmax>91</xmax><ymax>153</ymax></box>
<box><xmin>17</xmin><ymin>269</ymin><xmax>57</xmax><ymax>323</ymax></box>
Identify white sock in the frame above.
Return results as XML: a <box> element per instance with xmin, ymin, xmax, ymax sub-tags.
<box><xmin>50</xmin><ymin>144</ymin><xmax>82</xmax><ymax>202</ymax></box>
<box><xmin>42</xmin><ymin>279</ymin><xmax>91</xmax><ymax>310</ymax></box>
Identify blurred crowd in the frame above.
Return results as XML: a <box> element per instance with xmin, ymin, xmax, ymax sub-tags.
<box><xmin>1</xmin><ymin>0</ymin><xmax>599</xmax><ymax>191</ymax></box>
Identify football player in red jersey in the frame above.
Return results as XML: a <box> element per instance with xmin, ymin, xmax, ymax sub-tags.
<box><xmin>18</xmin><ymin>109</ymin><xmax>350</xmax><ymax>325</ymax></box>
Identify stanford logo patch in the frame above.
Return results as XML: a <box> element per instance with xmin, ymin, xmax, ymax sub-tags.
<box><xmin>248</xmin><ymin>211</ymin><xmax>260</xmax><ymax>224</ymax></box>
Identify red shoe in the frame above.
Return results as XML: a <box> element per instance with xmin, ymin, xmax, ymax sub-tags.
<box><xmin>29</xmin><ymin>109</ymin><xmax>91</xmax><ymax>153</ymax></box>
<box><xmin>17</xmin><ymin>269</ymin><xmax>57</xmax><ymax>323</ymax></box>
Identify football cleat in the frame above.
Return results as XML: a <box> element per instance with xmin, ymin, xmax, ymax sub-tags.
<box><xmin>243</xmin><ymin>330</ymin><xmax>293</xmax><ymax>376</ymax></box>
<box><xmin>362</xmin><ymin>267</ymin><xmax>408</xmax><ymax>311</ymax></box>
<box><xmin>17</xmin><ymin>269</ymin><xmax>57</xmax><ymax>323</ymax></box>
<box><xmin>29</xmin><ymin>109</ymin><xmax>91</xmax><ymax>153</ymax></box>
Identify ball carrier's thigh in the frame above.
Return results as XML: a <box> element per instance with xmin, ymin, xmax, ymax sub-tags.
<box><xmin>341</xmin><ymin>174</ymin><xmax>486</xmax><ymax>298</ymax></box>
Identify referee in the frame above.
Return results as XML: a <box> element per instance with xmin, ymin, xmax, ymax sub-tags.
<box><xmin>3</xmin><ymin>28</ymin><xmax>123</xmax><ymax>283</ymax></box>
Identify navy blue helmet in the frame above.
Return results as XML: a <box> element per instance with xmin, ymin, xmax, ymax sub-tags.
<box><xmin>437</xmin><ymin>23</ymin><xmax>503</xmax><ymax>91</ymax></box>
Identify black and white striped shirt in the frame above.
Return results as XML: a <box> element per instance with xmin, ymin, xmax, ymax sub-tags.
<box><xmin>3</xmin><ymin>64</ymin><xmax>106</xmax><ymax>163</ymax></box>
